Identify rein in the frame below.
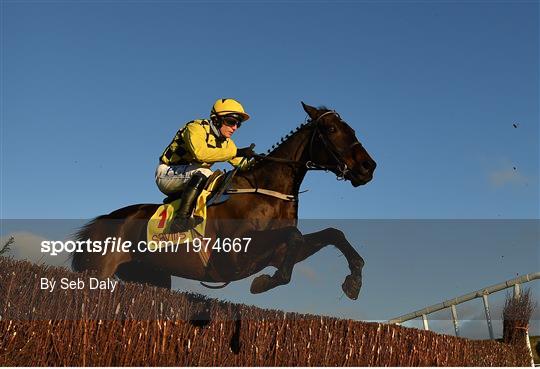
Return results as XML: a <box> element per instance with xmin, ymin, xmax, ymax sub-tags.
<box><xmin>254</xmin><ymin>110</ymin><xmax>360</xmax><ymax>181</ymax></box>
<box><xmin>226</xmin><ymin>110</ymin><xmax>359</xmax><ymax>202</ymax></box>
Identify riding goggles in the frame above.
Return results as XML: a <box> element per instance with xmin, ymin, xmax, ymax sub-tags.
<box><xmin>221</xmin><ymin>114</ymin><xmax>243</xmax><ymax>128</ymax></box>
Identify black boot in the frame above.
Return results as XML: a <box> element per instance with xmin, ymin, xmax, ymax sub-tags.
<box><xmin>169</xmin><ymin>173</ymin><xmax>207</xmax><ymax>233</ymax></box>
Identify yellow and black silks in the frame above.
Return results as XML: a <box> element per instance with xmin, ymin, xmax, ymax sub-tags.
<box><xmin>160</xmin><ymin>119</ymin><xmax>246</xmax><ymax>168</ymax></box>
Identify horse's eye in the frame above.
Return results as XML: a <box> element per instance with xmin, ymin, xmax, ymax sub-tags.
<box><xmin>328</xmin><ymin>127</ymin><xmax>336</xmax><ymax>133</ymax></box>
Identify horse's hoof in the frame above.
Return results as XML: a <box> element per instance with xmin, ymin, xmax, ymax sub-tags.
<box><xmin>342</xmin><ymin>274</ymin><xmax>361</xmax><ymax>300</ymax></box>
<box><xmin>250</xmin><ymin>274</ymin><xmax>273</xmax><ymax>294</ymax></box>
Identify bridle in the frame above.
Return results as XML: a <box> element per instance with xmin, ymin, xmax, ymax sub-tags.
<box><xmin>255</xmin><ymin>110</ymin><xmax>362</xmax><ymax>181</ymax></box>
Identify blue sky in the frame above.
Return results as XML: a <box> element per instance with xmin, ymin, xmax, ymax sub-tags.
<box><xmin>1</xmin><ymin>1</ymin><xmax>538</xmax><ymax>336</ymax></box>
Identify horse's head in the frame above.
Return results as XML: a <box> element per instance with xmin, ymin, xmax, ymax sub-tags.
<box><xmin>302</xmin><ymin>102</ymin><xmax>376</xmax><ymax>187</ymax></box>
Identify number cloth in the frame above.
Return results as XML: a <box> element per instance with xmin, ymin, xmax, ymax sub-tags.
<box><xmin>146</xmin><ymin>173</ymin><xmax>224</xmax><ymax>266</ymax></box>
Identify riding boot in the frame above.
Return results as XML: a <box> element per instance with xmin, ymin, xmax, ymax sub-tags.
<box><xmin>169</xmin><ymin>173</ymin><xmax>207</xmax><ymax>233</ymax></box>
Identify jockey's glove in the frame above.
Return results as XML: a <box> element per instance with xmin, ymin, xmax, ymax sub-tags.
<box><xmin>236</xmin><ymin>146</ymin><xmax>256</xmax><ymax>158</ymax></box>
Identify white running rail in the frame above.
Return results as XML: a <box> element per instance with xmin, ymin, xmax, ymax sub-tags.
<box><xmin>387</xmin><ymin>272</ymin><xmax>540</xmax><ymax>339</ymax></box>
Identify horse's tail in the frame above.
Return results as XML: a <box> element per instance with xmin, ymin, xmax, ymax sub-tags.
<box><xmin>502</xmin><ymin>289</ymin><xmax>535</xmax><ymax>365</ymax></box>
<box><xmin>70</xmin><ymin>204</ymin><xmax>153</xmax><ymax>273</ymax></box>
<box><xmin>70</xmin><ymin>215</ymin><xmax>107</xmax><ymax>272</ymax></box>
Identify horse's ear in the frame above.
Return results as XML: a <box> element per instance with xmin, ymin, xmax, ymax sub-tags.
<box><xmin>301</xmin><ymin>102</ymin><xmax>319</xmax><ymax>120</ymax></box>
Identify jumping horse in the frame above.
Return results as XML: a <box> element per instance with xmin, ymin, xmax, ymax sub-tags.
<box><xmin>72</xmin><ymin>103</ymin><xmax>377</xmax><ymax>300</ymax></box>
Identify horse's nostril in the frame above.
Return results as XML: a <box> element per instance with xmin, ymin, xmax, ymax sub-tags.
<box><xmin>362</xmin><ymin>160</ymin><xmax>376</xmax><ymax>171</ymax></box>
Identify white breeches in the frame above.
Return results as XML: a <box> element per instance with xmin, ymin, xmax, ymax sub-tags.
<box><xmin>155</xmin><ymin>163</ymin><xmax>213</xmax><ymax>196</ymax></box>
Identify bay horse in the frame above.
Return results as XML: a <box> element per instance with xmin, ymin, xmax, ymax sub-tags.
<box><xmin>72</xmin><ymin>102</ymin><xmax>376</xmax><ymax>300</ymax></box>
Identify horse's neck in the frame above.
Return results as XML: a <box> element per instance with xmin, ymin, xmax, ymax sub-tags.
<box><xmin>241</xmin><ymin>128</ymin><xmax>312</xmax><ymax>195</ymax></box>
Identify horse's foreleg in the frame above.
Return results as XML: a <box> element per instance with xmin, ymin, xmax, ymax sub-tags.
<box><xmin>296</xmin><ymin>227</ymin><xmax>364</xmax><ymax>300</ymax></box>
<box><xmin>247</xmin><ymin>226</ymin><xmax>304</xmax><ymax>294</ymax></box>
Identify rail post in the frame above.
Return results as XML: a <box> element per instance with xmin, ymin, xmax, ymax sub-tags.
<box><xmin>481</xmin><ymin>294</ymin><xmax>494</xmax><ymax>340</ymax></box>
<box><xmin>451</xmin><ymin>304</ymin><xmax>460</xmax><ymax>337</ymax></box>
<box><xmin>422</xmin><ymin>314</ymin><xmax>429</xmax><ymax>330</ymax></box>
<box><xmin>513</xmin><ymin>283</ymin><xmax>521</xmax><ymax>298</ymax></box>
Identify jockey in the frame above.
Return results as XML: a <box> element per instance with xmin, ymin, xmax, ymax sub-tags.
<box><xmin>156</xmin><ymin>98</ymin><xmax>256</xmax><ymax>232</ymax></box>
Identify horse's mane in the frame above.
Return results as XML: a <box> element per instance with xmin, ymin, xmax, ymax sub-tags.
<box><xmin>244</xmin><ymin>106</ymin><xmax>331</xmax><ymax>173</ymax></box>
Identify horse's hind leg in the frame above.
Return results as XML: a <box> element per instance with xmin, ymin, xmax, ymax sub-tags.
<box><xmin>115</xmin><ymin>262</ymin><xmax>172</xmax><ymax>289</ymax></box>
<box><xmin>97</xmin><ymin>252</ymin><xmax>133</xmax><ymax>280</ymax></box>
<box><xmin>73</xmin><ymin>249</ymin><xmax>132</xmax><ymax>279</ymax></box>
<box><xmin>248</xmin><ymin>226</ymin><xmax>304</xmax><ymax>294</ymax></box>
<box><xmin>294</xmin><ymin>228</ymin><xmax>364</xmax><ymax>300</ymax></box>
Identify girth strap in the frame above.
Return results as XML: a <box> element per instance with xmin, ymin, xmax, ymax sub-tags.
<box><xmin>226</xmin><ymin>188</ymin><xmax>297</xmax><ymax>201</ymax></box>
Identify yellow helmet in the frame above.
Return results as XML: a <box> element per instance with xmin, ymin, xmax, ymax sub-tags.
<box><xmin>211</xmin><ymin>98</ymin><xmax>250</xmax><ymax>122</ymax></box>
